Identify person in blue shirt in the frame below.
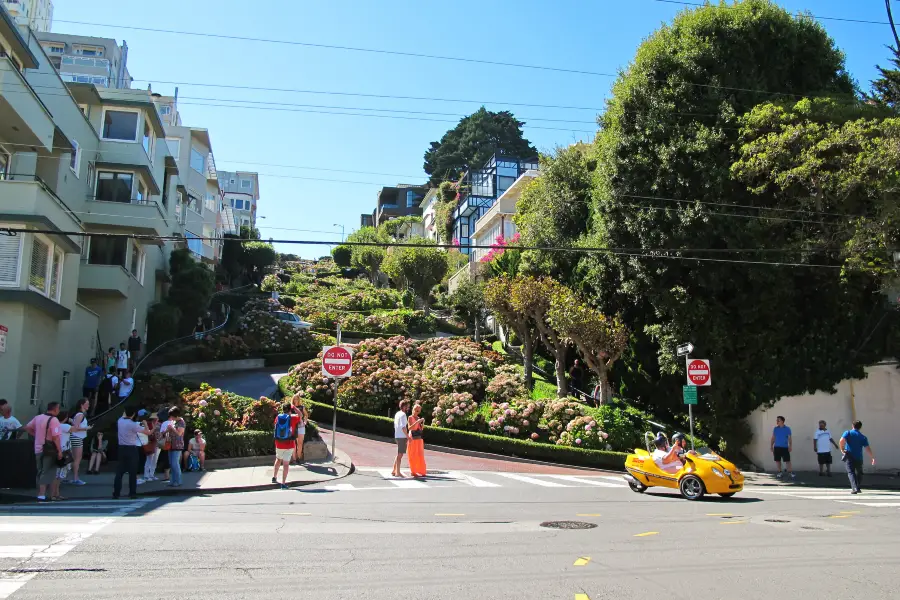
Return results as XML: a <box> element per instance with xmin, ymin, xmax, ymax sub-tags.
<box><xmin>770</xmin><ymin>416</ymin><xmax>794</xmax><ymax>480</ymax></box>
<box><xmin>840</xmin><ymin>420</ymin><xmax>876</xmax><ymax>495</ymax></box>
<box><xmin>82</xmin><ymin>358</ymin><xmax>103</xmax><ymax>415</ymax></box>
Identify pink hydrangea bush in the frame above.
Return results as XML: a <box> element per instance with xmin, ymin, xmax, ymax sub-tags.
<box><xmin>542</xmin><ymin>399</ymin><xmax>586</xmax><ymax>443</ymax></box>
<box><xmin>487</xmin><ymin>399</ymin><xmax>544</xmax><ymax>439</ymax></box>
<box><xmin>556</xmin><ymin>415</ymin><xmax>610</xmax><ymax>450</ymax></box>
<box><xmin>485</xmin><ymin>364</ymin><xmax>527</xmax><ymax>404</ymax></box>
<box><xmin>432</xmin><ymin>392</ymin><xmax>477</xmax><ymax>428</ymax></box>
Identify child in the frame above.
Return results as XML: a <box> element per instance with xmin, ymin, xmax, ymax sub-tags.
<box><xmin>88</xmin><ymin>432</ymin><xmax>108</xmax><ymax>474</ymax></box>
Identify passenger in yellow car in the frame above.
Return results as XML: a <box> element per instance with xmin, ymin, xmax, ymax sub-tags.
<box><xmin>651</xmin><ymin>434</ymin><xmax>683</xmax><ymax>473</ymax></box>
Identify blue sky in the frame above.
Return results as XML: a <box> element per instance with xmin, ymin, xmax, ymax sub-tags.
<box><xmin>52</xmin><ymin>0</ymin><xmax>893</xmax><ymax>258</ymax></box>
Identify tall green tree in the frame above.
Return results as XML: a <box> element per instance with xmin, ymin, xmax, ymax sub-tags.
<box><xmin>424</xmin><ymin>107</ymin><xmax>536</xmax><ymax>186</ymax></box>
<box><xmin>242</xmin><ymin>241</ymin><xmax>276</xmax><ymax>285</ymax></box>
<box><xmin>447</xmin><ymin>278</ymin><xmax>486</xmax><ymax>340</ymax></box>
<box><xmin>866</xmin><ymin>45</ymin><xmax>900</xmax><ymax>111</ymax></box>
<box><xmin>347</xmin><ymin>226</ymin><xmax>388</xmax><ymax>284</ymax></box>
<box><xmin>165</xmin><ymin>249</ymin><xmax>215</xmax><ymax>334</ymax></box>
<box><xmin>331</xmin><ymin>244</ymin><xmax>352</xmax><ymax>268</ymax></box>
<box><xmin>584</xmin><ymin>0</ymin><xmax>864</xmax><ymax>447</ymax></box>
<box><xmin>483</xmin><ymin>275</ymin><xmax>539</xmax><ymax>389</ymax></box>
<box><xmin>514</xmin><ymin>144</ymin><xmax>593</xmax><ymax>282</ymax></box>
<box><xmin>381</xmin><ymin>237</ymin><xmax>448</xmax><ymax>313</ymax></box>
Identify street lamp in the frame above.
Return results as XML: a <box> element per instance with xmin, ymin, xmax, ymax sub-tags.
<box><xmin>333</xmin><ymin>223</ymin><xmax>345</xmax><ymax>243</ymax></box>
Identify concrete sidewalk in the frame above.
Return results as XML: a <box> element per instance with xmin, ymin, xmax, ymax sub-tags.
<box><xmin>0</xmin><ymin>450</ymin><xmax>353</xmax><ymax>502</ymax></box>
<box><xmin>743</xmin><ymin>470</ymin><xmax>900</xmax><ymax>491</ymax></box>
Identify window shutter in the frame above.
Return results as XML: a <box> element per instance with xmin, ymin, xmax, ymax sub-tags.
<box><xmin>0</xmin><ymin>234</ymin><xmax>21</xmax><ymax>285</ymax></box>
<box><xmin>49</xmin><ymin>248</ymin><xmax>63</xmax><ymax>301</ymax></box>
<box><xmin>29</xmin><ymin>237</ymin><xmax>50</xmax><ymax>293</ymax></box>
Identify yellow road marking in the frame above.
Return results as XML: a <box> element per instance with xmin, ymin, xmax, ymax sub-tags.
<box><xmin>707</xmin><ymin>513</ymin><xmax>732</xmax><ymax>516</ymax></box>
<box><xmin>434</xmin><ymin>513</ymin><xmax>465</xmax><ymax>516</ymax></box>
<box><xmin>573</xmin><ymin>557</ymin><xmax>591</xmax><ymax>566</ymax></box>
<box><xmin>720</xmin><ymin>521</ymin><xmax>747</xmax><ymax>525</ymax></box>
<box><xmin>840</xmin><ymin>511</ymin><xmax>860</xmax><ymax>514</ymax></box>
<box><xmin>827</xmin><ymin>515</ymin><xmax>850</xmax><ymax>519</ymax></box>
<box><xmin>575</xmin><ymin>595</ymin><xmax>591</xmax><ymax>600</ymax></box>
<box><xmin>634</xmin><ymin>531</ymin><xmax>659</xmax><ymax>537</ymax></box>
<box><xmin>576</xmin><ymin>513</ymin><xmax>602</xmax><ymax>517</ymax></box>
<box><xmin>280</xmin><ymin>512</ymin><xmax>311</xmax><ymax>516</ymax></box>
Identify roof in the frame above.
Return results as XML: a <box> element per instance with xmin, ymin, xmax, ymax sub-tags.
<box><xmin>0</xmin><ymin>4</ymin><xmax>40</xmax><ymax>68</ymax></box>
<box><xmin>67</xmin><ymin>84</ymin><xmax>167</xmax><ymax>137</ymax></box>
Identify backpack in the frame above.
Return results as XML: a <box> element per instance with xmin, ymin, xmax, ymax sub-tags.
<box><xmin>99</xmin><ymin>375</ymin><xmax>114</xmax><ymax>396</ymax></box>
<box><xmin>274</xmin><ymin>414</ymin><xmax>295</xmax><ymax>441</ymax></box>
<box><xmin>187</xmin><ymin>454</ymin><xmax>200</xmax><ymax>472</ymax></box>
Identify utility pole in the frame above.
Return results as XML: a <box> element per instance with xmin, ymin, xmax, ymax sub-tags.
<box><xmin>333</xmin><ymin>223</ymin><xmax>345</xmax><ymax>243</ymax></box>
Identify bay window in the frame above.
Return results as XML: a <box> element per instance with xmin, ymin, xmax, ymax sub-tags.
<box><xmin>88</xmin><ymin>236</ymin><xmax>127</xmax><ymax>267</ymax></box>
<box><xmin>28</xmin><ymin>235</ymin><xmax>64</xmax><ymax>302</ymax></box>
<box><xmin>96</xmin><ymin>171</ymin><xmax>134</xmax><ymax>203</ymax></box>
<box><xmin>101</xmin><ymin>109</ymin><xmax>139</xmax><ymax>142</ymax></box>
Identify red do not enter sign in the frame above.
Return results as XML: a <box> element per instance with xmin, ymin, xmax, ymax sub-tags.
<box><xmin>322</xmin><ymin>346</ymin><xmax>353</xmax><ymax>378</ymax></box>
<box><xmin>687</xmin><ymin>359</ymin><xmax>711</xmax><ymax>387</ymax></box>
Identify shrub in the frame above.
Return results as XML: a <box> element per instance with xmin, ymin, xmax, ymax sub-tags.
<box><xmin>199</xmin><ymin>334</ymin><xmax>251</xmax><ymax>361</ymax></box>
<box><xmin>488</xmin><ymin>399</ymin><xmax>544</xmax><ymax>440</ymax></box>
<box><xmin>432</xmin><ymin>392</ymin><xmax>478</xmax><ymax>428</ymax></box>
<box><xmin>485</xmin><ymin>365</ymin><xmax>527</xmax><ymax>404</ymax></box>
<box><xmin>207</xmin><ymin>430</ymin><xmax>274</xmax><ymax>459</ymax></box>
<box><xmin>181</xmin><ymin>384</ymin><xmax>238</xmax><ymax>439</ymax></box>
<box><xmin>542</xmin><ymin>399</ymin><xmax>585</xmax><ymax>443</ymax></box>
<box><xmin>557</xmin><ymin>415</ymin><xmax>610</xmax><ymax>450</ymax></box>
<box><xmin>243</xmin><ymin>396</ymin><xmax>280</xmax><ymax>430</ymax></box>
<box><xmin>260</xmin><ymin>273</ymin><xmax>284</xmax><ymax>293</ymax></box>
<box><xmin>280</xmin><ymin>296</ymin><xmax>296</xmax><ymax>309</ymax></box>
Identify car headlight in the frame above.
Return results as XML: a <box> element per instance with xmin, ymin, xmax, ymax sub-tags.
<box><xmin>723</xmin><ymin>469</ymin><xmax>731</xmax><ymax>476</ymax></box>
<box><xmin>711</xmin><ymin>467</ymin><xmax>725</xmax><ymax>478</ymax></box>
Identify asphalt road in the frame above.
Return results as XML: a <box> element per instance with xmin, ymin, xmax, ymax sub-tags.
<box><xmin>3</xmin><ymin>471</ymin><xmax>899</xmax><ymax>600</ymax></box>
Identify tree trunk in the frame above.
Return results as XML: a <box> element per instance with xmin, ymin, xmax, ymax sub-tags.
<box><xmin>555</xmin><ymin>343</ymin><xmax>569</xmax><ymax>398</ymax></box>
<box><xmin>522</xmin><ymin>335</ymin><xmax>534</xmax><ymax>391</ymax></box>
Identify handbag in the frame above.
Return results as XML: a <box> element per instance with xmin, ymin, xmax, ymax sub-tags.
<box><xmin>41</xmin><ymin>416</ymin><xmax>58</xmax><ymax>455</ymax></box>
<box><xmin>57</xmin><ymin>449</ymin><xmax>74</xmax><ymax>467</ymax></box>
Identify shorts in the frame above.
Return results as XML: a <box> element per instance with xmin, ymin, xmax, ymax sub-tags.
<box><xmin>395</xmin><ymin>438</ymin><xmax>408</xmax><ymax>455</ymax></box>
<box><xmin>817</xmin><ymin>452</ymin><xmax>833</xmax><ymax>465</ymax></box>
<box><xmin>70</xmin><ymin>436</ymin><xmax>84</xmax><ymax>449</ymax></box>
<box><xmin>773</xmin><ymin>447</ymin><xmax>791</xmax><ymax>462</ymax></box>
<box><xmin>274</xmin><ymin>448</ymin><xmax>294</xmax><ymax>462</ymax></box>
<box><xmin>36</xmin><ymin>453</ymin><xmax>57</xmax><ymax>486</ymax></box>
<box><xmin>297</xmin><ymin>427</ymin><xmax>306</xmax><ymax>436</ymax></box>
<box><xmin>83</xmin><ymin>387</ymin><xmax>97</xmax><ymax>397</ymax></box>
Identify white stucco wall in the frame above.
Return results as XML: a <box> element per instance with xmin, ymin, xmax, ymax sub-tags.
<box><xmin>743</xmin><ymin>363</ymin><xmax>900</xmax><ymax>472</ymax></box>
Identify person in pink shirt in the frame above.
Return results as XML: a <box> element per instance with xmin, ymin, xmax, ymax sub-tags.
<box><xmin>23</xmin><ymin>402</ymin><xmax>63</xmax><ymax>502</ymax></box>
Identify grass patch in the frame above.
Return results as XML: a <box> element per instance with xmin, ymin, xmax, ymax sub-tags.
<box><xmin>491</xmin><ymin>340</ymin><xmax>507</xmax><ymax>355</ymax></box>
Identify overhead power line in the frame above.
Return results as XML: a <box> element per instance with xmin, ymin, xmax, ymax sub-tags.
<box><xmin>0</xmin><ymin>227</ymin><xmax>851</xmax><ymax>269</ymax></box>
<box><xmin>646</xmin><ymin>0</ymin><xmax>890</xmax><ymax>25</ymax></box>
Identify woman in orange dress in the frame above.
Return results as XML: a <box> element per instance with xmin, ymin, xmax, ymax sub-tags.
<box><xmin>407</xmin><ymin>403</ymin><xmax>427</xmax><ymax>477</ymax></box>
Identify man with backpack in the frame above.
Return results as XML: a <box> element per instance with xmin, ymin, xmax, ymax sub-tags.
<box><xmin>272</xmin><ymin>403</ymin><xmax>301</xmax><ymax>490</ymax></box>
<box><xmin>97</xmin><ymin>367</ymin><xmax>118</xmax><ymax>415</ymax></box>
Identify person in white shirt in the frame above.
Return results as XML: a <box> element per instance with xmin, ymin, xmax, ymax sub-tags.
<box><xmin>813</xmin><ymin>420</ymin><xmax>839</xmax><ymax>477</ymax></box>
<box><xmin>651</xmin><ymin>434</ymin><xmax>684</xmax><ymax>474</ymax></box>
<box><xmin>116</xmin><ymin>343</ymin><xmax>130</xmax><ymax>377</ymax></box>
<box><xmin>56</xmin><ymin>411</ymin><xmax>72</xmax><ymax>488</ymax></box>
<box><xmin>118</xmin><ymin>371</ymin><xmax>135</xmax><ymax>400</ymax></box>
<box><xmin>391</xmin><ymin>400</ymin><xmax>410</xmax><ymax>478</ymax></box>
<box><xmin>0</xmin><ymin>399</ymin><xmax>22</xmax><ymax>441</ymax></box>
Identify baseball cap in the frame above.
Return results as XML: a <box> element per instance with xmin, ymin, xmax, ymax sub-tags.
<box><xmin>137</xmin><ymin>409</ymin><xmax>149</xmax><ymax>418</ymax></box>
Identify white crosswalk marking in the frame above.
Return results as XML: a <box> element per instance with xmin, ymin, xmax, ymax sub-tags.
<box><xmin>0</xmin><ymin>497</ymin><xmax>156</xmax><ymax>599</ymax></box>
<box><xmin>838</xmin><ymin>501</ymin><xmax>900</xmax><ymax>507</ymax></box>
<box><xmin>495</xmin><ymin>473</ymin><xmax>569</xmax><ymax>487</ymax></box>
<box><xmin>544</xmin><ymin>475</ymin><xmax>626</xmax><ymax>488</ymax></box>
<box><xmin>376</xmin><ymin>469</ymin><xmax>429</xmax><ymax>488</ymax></box>
<box><xmin>445</xmin><ymin>471</ymin><xmax>501</xmax><ymax>488</ymax></box>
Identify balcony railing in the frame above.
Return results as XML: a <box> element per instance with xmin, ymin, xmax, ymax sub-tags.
<box><xmin>61</xmin><ymin>55</ymin><xmax>111</xmax><ymax>71</ymax></box>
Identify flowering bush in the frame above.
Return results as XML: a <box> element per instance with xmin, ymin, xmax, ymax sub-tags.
<box><xmin>181</xmin><ymin>383</ymin><xmax>238</xmax><ymax>439</ymax></box>
<box><xmin>420</xmin><ymin>338</ymin><xmax>493</xmax><ymax>400</ymax></box>
<box><xmin>242</xmin><ymin>396</ymin><xmax>281</xmax><ymax>430</ymax></box>
<box><xmin>485</xmin><ymin>365</ymin><xmax>527</xmax><ymax>404</ymax></box>
<box><xmin>238</xmin><ymin>306</ymin><xmax>320</xmax><ymax>355</ymax></box>
<box><xmin>487</xmin><ymin>399</ymin><xmax>543</xmax><ymax>439</ymax></box>
<box><xmin>432</xmin><ymin>392</ymin><xmax>477</xmax><ymax>428</ymax></box>
<box><xmin>199</xmin><ymin>334</ymin><xmax>251</xmax><ymax>361</ymax></box>
<box><xmin>542</xmin><ymin>399</ymin><xmax>586</xmax><ymax>443</ymax></box>
<box><xmin>260</xmin><ymin>274</ymin><xmax>284</xmax><ymax>293</ymax></box>
<box><xmin>557</xmin><ymin>415</ymin><xmax>610</xmax><ymax>450</ymax></box>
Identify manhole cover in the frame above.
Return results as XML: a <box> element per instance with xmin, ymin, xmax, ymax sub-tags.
<box><xmin>801</xmin><ymin>526</ymin><xmax>823</xmax><ymax>530</ymax></box>
<box><xmin>765</xmin><ymin>519</ymin><xmax>790</xmax><ymax>523</ymax></box>
<box><xmin>540</xmin><ymin>521</ymin><xmax>597</xmax><ymax>530</ymax></box>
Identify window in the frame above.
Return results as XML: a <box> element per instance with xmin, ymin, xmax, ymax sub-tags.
<box><xmin>0</xmin><ymin>227</ymin><xmax>23</xmax><ymax>286</ymax></box>
<box><xmin>185</xmin><ymin>231</ymin><xmax>202</xmax><ymax>255</ymax></box>
<box><xmin>406</xmin><ymin>190</ymin><xmax>422</xmax><ymax>208</ymax></box>
<box><xmin>88</xmin><ymin>236</ymin><xmax>127</xmax><ymax>266</ymax></box>
<box><xmin>60</xmin><ymin>371</ymin><xmax>69</xmax><ymax>404</ymax></box>
<box><xmin>30</xmin><ymin>365</ymin><xmax>41</xmax><ymax>405</ymax></box>
<box><xmin>0</xmin><ymin>148</ymin><xmax>9</xmax><ymax>181</ymax></box>
<box><xmin>45</xmin><ymin>44</ymin><xmax>64</xmax><ymax>54</ymax></box>
<box><xmin>86</xmin><ymin>162</ymin><xmax>95</xmax><ymax>188</ymax></box>
<box><xmin>204</xmin><ymin>193</ymin><xmax>217</xmax><ymax>213</ymax></box>
<box><xmin>96</xmin><ymin>171</ymin><xmax>134</xmax><ymax>203</ymax></box>
<box><xmin>165</xmin><ymin>138</ymin><xmax>180</xmax><ymax>159</ymax></box>
<box><xmin>101</xmin><ymin>110</ymin><xmax>139</xmax><ymax>141</ymax></box>
<box><xmin>131</xmin><ymin>308</ymin><xmax>136</xmax><ymax>332</ymax></box>
<box><xmin>77</xmin><ymin>104</ymin><xmax>88</xmax><ymax>117</ymax></box>
<box><xmin>130</xmin><ymin>243</ymin><xmax>145</xmax><ymax>284</ymax></box>
<box><xmin>75</xmin><ymin>45</ymin><xmax>102</xmax><ymax>56</ymax></box>
<box><xmin>186</xmin><ymin>193</ymin><xmax>201</xmax><ymax>214</ymax></box>
<box><xmin>189</xmin><ymin>148</ymin><xmax>205</xmax><ymax>174</ymax></box>
<box><xmin>142</xmin><ymin>119</ymin><xmax>153</xmax><ymax>160</ymax></box>
<box><xmin>49</xmin><ymin>247</ymin><xmax>63</xmax><ymax>301</ymax></box>
<box><xmin>240</xmin><ymin>179</ymin><xmax>251</xmax><ymax>190</ymax></box>
<box><xmin>69</xmin><ymin>139</ymin><xmax>80</xmax><ymax>176</ymax></box>
<box><xmin>29</xmin><ymin>237</ymin><xmax>49</xmax><ymax>292</ymax></box>
<box><xmin>135</xmin><ymin>180</ymin><xmax>147</xmax><ymax>203</ymax></box>
<box><xmin>159</xmin><ymin>105</ymin><xmax>171</xmax><ymax>115</ymax></box>
<box><xmin>231</xmin><ymin>198</ymin><xmax>248</xmax><ymax>211</ymax></box>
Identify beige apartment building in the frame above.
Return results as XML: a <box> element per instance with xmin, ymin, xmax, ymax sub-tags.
<box><xmin>0</xmin><ymin>7</ymin><xmax>185</xmax><ymax>418</ymax></box>
<box><xmin>1</xmin><ymin>0</ymin><xmax>52</xmax><ymax>32</ymax></box>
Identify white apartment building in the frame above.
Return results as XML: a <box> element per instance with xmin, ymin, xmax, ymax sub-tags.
<box><xmin>1</xmin><ymin>0</ymin><xmax>52</xmax><ymax>32</ymax></box>
<box><xmin>35</xmin><ymin>32</ymin><xmax>131</xmax><ymax>89</ymax></box>
<box><xmin>217</xmin><ymin>170</ymin><xmax>259</xmax><ymax>233</ymax></box>
<box><xmin>420</xmin><ymin>187</ymin><xmax>439</xmax><ymax>241</ymax></box>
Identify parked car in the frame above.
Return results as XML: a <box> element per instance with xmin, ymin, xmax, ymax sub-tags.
<box><xmin>273</xmin><ymin>311</ymin><xmax>313</xmax><ymax>329</ymax></box>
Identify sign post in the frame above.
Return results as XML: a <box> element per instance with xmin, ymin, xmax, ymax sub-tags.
<box><xmin>680</xmin><ymin>343</ymin><xmax>711</xmax><ymax>451</ymax></box>
<box><xmin>322</xmin><ymin>325</ymin><xmax>353</xmax><ymax>460</ymax></box>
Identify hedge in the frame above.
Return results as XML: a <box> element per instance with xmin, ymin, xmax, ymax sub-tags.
<box><xmin>263</xmin><ymin>350</ymin><xmax>320</xmax><ymax>366</ymax></box>
<box><xmin>277</xmin><ymin>380</ymin><xmax>626</xmax><ymax>470</ymax></box>
<box><xmin>207</xmin><ymin>423</ymin><xmax>321</xmax><ymax>459</ymax></box>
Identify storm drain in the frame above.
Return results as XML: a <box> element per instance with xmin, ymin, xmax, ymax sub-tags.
<box><xmin>540</xmin><ymin>521</ymin><xmax>597</xmax><ymax>530</ymax></box>
<box><xmin>765</xmin><ymin>519</ymin><xmax>790</xmax><ymax>523</ymax></box>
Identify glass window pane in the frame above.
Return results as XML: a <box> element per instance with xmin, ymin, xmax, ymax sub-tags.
<box><xmin>190</xmin><ymin>148</ymin><xmax>205</xmax><ymax>173</ymax></box>
<box><xmin>102</xmin><ymin>111</ymin><xmax>139</xmax><ymax>141</ymax></box>
<box><xmin>96</xmin><ymin>172</ymin><xmax>133</xmax><ymax>202</ymax></box>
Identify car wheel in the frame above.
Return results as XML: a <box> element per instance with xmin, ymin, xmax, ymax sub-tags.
<box><xmin>718</xmin><ymin>492</ymin><xmax>736</xmax><ymax>498</ymax></box>
<box><xmin>628</xmin><ymin>480</ymin><xmax>647</xmax><ymax>493</ymax></box>
<box><xmin>679</xmin><ymin>475</ymin><xmax>705</xmax><ymax>501</ymax></box>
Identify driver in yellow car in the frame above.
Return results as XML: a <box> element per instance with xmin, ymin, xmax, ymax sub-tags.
<box><xmin>652</xmin><ymin>433</ymin><xmax>684</xmax><ymax>473</ymax></box>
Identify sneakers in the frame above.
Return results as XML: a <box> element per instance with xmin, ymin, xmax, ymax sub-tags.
<box><xmin>271</xmin><ymin>477</ymin><xmax>278</xmax><ymax>484</ymax></box>
<box><xmin>72</xmin><ymin>479</ymin><xmax>86</xmax><ymax>486</ymax></box>
<box><xmin>280</xmin><ymin>483</ymin><xmax>289</xmax><ymax>490</ymax></box>
<box><xmin>136</xmin><ymin>478</ymin><xmax>146</xmax><ymax>486</ymax></box>
<box><xmin>790</xmin><ymin>472</ymin><xmax>796</xmax><ymax>480</ymax></box>
<box><xmin>775</xmin><ymin>472</ymin><xmax>783</xmax><ymax>479</ymax></box>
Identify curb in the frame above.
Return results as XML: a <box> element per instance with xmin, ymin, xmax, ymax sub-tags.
<box><xmin>329</xmin><ymin>426</ymin><xmax>624</xmax><ymax>475</ymax></box>
<box><xmin>0</xmin><ymin>453</ymin><xmax>355</xmax><ymax>505</ymax></box>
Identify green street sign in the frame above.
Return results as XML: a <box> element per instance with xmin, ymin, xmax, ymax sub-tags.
<box><xmin>683</xmin><ymin>386</ymin><xmax>698</xmax><ymax>405</ymax></box>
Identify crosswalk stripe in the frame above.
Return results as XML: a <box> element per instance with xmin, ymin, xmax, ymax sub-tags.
<box><xmin>545</xmin><ymin>475</ymin><xmax>626</xmax><ymax>488</ymax></box>
<box><xmin>495</xmin><ymin>473</ymin><xmax>569</xmax><ymax>487</ymax></box>
<box><xmin>794</xmin><ymin>495</ymin><xmax>900</xmax><ymax>500</ymax></box>
<box><xmin>0</xmin><ymin>503</ymin><xmax>147</xmax><ymax>512</ymax></box>
<box><xmin>376</xmin><ymin>469</ymin><xmax>429</xmax><ymax>488</ymax></box>
<box><xmin>0</xmin><ymin>523</ymin><xmax>104</xmax><ymax>533</ymax></box>
<box><xmin>838</xmin><ymin>501</ymin><xmax>900</xmax><ymax>507</ymax></box>
<box><xmin>446</xmin><ymin>471</ymin><xmax>501</xmax><ymax>488</ymax></box>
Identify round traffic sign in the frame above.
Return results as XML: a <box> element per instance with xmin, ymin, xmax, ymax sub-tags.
<box><xmin>687</xmin><ymin>359</ymin><xmax>711</xmax><ymax>386</ymax></box>
<box><xmin>322</xmin><ymin>346</ymin><xmax>353</xmax><ymax>378</ymax></box>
